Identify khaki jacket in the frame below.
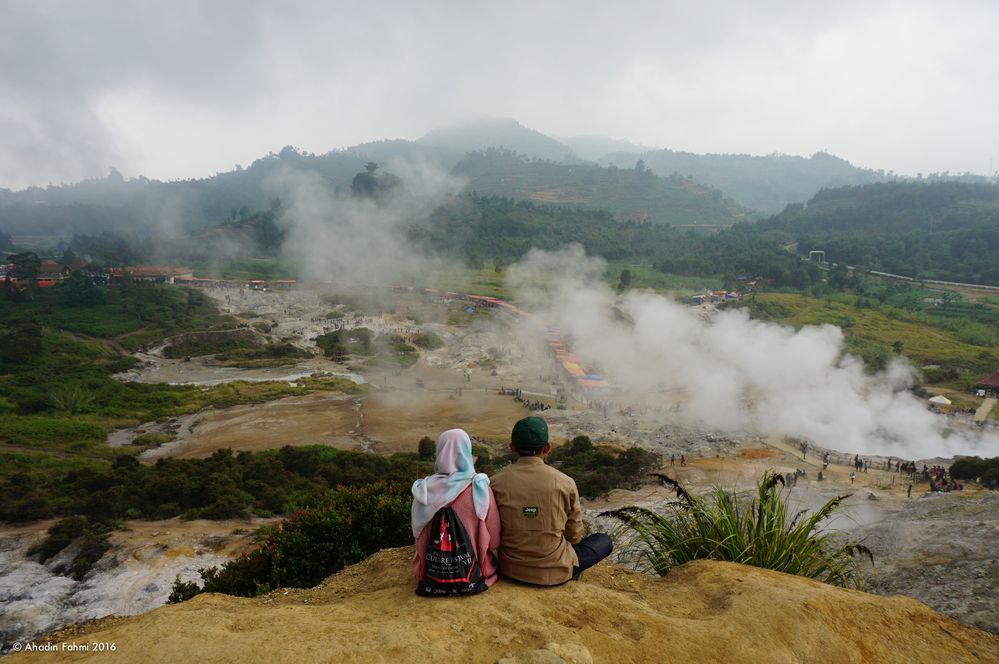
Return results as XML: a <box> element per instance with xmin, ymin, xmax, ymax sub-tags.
<box><xmin>490</xmin><ymin>456</ymin><xmax>583</xmax><ymax>585</ymax></box>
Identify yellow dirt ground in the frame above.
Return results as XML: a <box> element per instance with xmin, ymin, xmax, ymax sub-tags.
<box><xmin>172</xmin><ymin>388</ymin><xmax>530</xmax><ymax>458</ymax></box>
<box><xmin>30</xmin><ymin>548</ymin><xmax>998</xmax><ymax>664</ymax></box>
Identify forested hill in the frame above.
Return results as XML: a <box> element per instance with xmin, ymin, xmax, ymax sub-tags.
<box><xmin>453</xmin><ymin>149</ymin><xmax>752</xmax><ymax>227</ymax></box>
<box><xmin>598</xmin><ymin>149</ymin><xmax>885</xmax><ymax>214</ymax></box>
<box><xmin>0</xmin><ymin>119</ymin><xmax>579</xmax><ymax>237</ymax></box>
<box><xmin>0</xmin><ymin>144</ymin><xmax>752</xmax><ymax>239</ymax></box>
<box><xmin>416</xmin><ymin>117</ymin><xmax>580</xmax><ymax>165</ymax></box>
<box><xmin>0</xmin><ymin>149</ymin><xmax>366</xmax><ymax>236</ymax></box>
<box><xmin>760</xmin><ymin>181</ymin><xmax>999</xmax><ymax>285</ymax></box>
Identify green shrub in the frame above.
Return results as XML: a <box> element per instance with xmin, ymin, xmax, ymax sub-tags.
<box><xmin>162</xmin><ymin>332</ymin><xmax>261</xmax><ymax>359</ymax></box>
<box><xmin>949</xmin><ymin>456</ymin><xmax>999</xmax><ymax>482</ymax></box>
<box><xmin>411</xmin><ymin>332</ymin><xmax>445</xmax><ymax>350</ymax></box>
<box><xmin>0</xmin><ymin>445</ymin><xmax>430</xmax><ymax>524</ymax></box>
<box><xmin>471</xmin><ymin>443</ymin><xmax>493</xmax><ymax>474</ymax></box>
<box><xmin>71</xmin><ymin>533</ymin><xmax>112</xmax><ymax>580</ymax></box>
<box><xmin>368</xmin><ymin>334</ymin><xmax>418</xmax><ymax>368</ymax></box>
<box><xmin>170</xmin><ymin>483</ymin><xmax>411</xmax><ymax>600</ymax></box>
<box><xmin>316</xmin><ymin>328</ymin><xmax>375</xmax><ymax>360</ymax></box>
<box><xmin>547</xmin><ymin>442</ymin><xmax>660</xmax><ymax>499</ymax></box>
<box><xmin>216</xmin><ymin>343</ymin><xmax>311</xmax><ymax>363</ymax></box>
<box><xmin>27</xmin><ymin>516</ymin><xmax>111</xmax><ymax>579</ymax></box>
<box><xmin>605</xmin><ymin>470</ymin><xmax>872</xmax><ymax>588</ymax></box>
<box><xmin>132</xmin><ymin>432</ymin><xmax>175</xmax><ymax>448</ymax></box>
<box><xmin>417</xmin><ymin>436</ymin><xmax>435</xmax><ymax>460</ymax></box>
<box><xmin>28</xmin><ymin>516</ymin><xmax>87</xmax><ymax>562</ymax></box>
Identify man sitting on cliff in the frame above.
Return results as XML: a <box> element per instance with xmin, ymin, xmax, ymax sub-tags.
<box><xmin>490</xmin><ymin>416</ymin><xmax>613</xmax><ymax>585</ymax></box>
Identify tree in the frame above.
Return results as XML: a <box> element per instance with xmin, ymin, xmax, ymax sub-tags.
<box><xmin>351</xmin><ymin>163</ymin><xmax>402</xmax><ymax>200</ymax></box>
<box><xmin>6</xmin><ymin>251</ymin><xmax>41</xmax><ymax>299</ymax></box>
<box><xmin>0</xmin><ymin>317</ymin><xmax>42</xmax><ymax>365</ymax></box>
<box><xmin>62</xmin><ymin>270</ymin><xmax>106</xmax><ymax>306</ymax></box>
<box><xmin>617</xmin><ymin>269</ymin><xmax>632</xmax><ymax>291</ymax></box>
<box><xmin>8</xmin><ymin>251</ymin><xmax>40</xmax><ymax>281</ymax></box>
<box><xmin>418</xmin><ymin>437</ymin><xmax>435</xmax><ymax>461</ymax></box>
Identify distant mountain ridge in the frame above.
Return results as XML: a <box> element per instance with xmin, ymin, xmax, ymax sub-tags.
<box><xmin>599</xmin><ymin>149</ymin><xmax>886</xmax><ymax>214</ymax></box>
<box><xmin>0</xmin><ymin>119</ymin><xmax>752</xmax><ymax>237</ymax></box>
<box><xmin>417</xmin><ymin>117</ymin><xmax>580</xmax><ymax>165</ymax></box>
<box><xmin>4</xmin><ymin>117</ymin><xmax>985</xmax><ymax>239</ymax></box>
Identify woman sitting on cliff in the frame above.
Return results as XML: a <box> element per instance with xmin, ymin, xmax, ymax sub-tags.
<box><xmin>411</xmin><ymin>428</ymin><xmax>501</xmax><ymax>595</ymax></box>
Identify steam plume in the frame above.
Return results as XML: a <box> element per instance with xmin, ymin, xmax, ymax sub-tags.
<box><xmin>507</xmin><ymin>245</ymin><xmax>996</xmax><ymax>459</ymax></box>
<box><xmin>273</xmin><ymin>158</ymin><xmax>465</xmax><ymax>284</ymax></box>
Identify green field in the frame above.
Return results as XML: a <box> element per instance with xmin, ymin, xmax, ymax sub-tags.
<box><xmin>422</xmin><ymin>265</ymin><xmax>509</xmax><ymax>298</ymax></box>
<box><xmin>605</xmin><ymin>262</ymin><xmax>724</xmax><ymax>293</ymax></box>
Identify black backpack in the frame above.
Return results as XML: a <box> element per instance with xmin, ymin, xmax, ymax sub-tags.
<box><xmin>416</xmin><ymin>497</ymin><xmax>488</xmax><ymax>597</ymax></box>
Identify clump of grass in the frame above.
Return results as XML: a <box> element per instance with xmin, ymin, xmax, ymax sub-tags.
<box><xmin>48</xmin><ymin>387</ymin><xmax>94</xmax><ymax>414</ymax></box>
<box><xmin>603</xmin><ymin>469</ymin><xmax>872</xmax><ymax>588</ymax></box>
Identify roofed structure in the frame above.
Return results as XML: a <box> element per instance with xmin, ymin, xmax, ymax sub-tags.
<box><xmin>122</xmin><ymin>265</ymin><xmax>194</xmax><ymax>283</ymax></box>
<box><xmin>976</xmin><ymin>371</ymin><xmax>999</xmax><ymax>396</ymax></box>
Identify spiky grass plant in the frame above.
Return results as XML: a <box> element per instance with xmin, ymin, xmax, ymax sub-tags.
<box><xmin>603</xmin><ymin>470</ymin><xmax>872</xmax><ymax>588</ymax></box>
<box><xmin>48</xmin><ymin>386</ymin><xmax>94</xmax><ymax>414</ymax></box>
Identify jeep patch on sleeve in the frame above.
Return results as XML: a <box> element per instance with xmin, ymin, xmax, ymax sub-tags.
<box><xmin>522</xmin><ymin>506</ymin><xmax>539</xmax><ymax>518</ymax></box>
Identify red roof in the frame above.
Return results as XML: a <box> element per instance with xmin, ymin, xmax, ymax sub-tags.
<box><xmin>977</xmin><ymin>371</ymin><xmax>999</xmax><ymax>387</ymax></box>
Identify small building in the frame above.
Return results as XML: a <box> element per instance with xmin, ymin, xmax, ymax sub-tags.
<box><xmin>122</xmin><ymin>265</ymin><xmax>194</xmax><ymax>284</ymax></box>
<box><xmin>975</xmin><ymin>371</ymin><xmax>999</xmax><ymax>398</ymax></box>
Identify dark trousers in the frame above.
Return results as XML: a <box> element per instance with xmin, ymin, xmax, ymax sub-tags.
<box><xmin>571</xmin><ymin>533</ymin><xmax>613</xmax><ymax>578</ymax></box>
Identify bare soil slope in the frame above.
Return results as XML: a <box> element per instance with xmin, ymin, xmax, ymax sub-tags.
<box><xmin>25</xmin><ymin>548</ymin><xmax>998</xmax><ymax>664</ymax></box>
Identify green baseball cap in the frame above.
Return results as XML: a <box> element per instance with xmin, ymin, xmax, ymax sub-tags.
<box><xmin>511</xmin><ymin>416</ymin><xmax>549</xmax><ymax>452</ymax></box>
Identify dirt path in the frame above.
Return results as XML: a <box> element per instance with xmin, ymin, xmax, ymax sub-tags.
<box><xmin>975</xmin><ymin>398</ymin><xmax>996</xmax><ymax>423</ymax></box>
<box><xmin>0</xmin><ymin>443</ymin><xmax>109</xmax><ymax>460</ymax></box>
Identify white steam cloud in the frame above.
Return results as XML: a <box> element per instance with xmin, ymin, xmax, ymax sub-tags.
<box><xmin>273</xmin><ymin>158</ymin><xmax>465</xmax><ymax>284</ymax></box>
<box><xmin>507</xmin><ymin>245</ymin><xmax>997</xmax><ymax>459</ymax></box>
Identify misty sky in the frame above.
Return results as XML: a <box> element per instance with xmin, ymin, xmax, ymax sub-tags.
<box><xmin>2</xmin><ymin>0</ymin><xmax>997</xmax><ymax>189</ymax></box>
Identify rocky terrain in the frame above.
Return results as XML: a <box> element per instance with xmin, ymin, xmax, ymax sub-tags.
<box><xmin>0</xmin><ymin>520</ymin><xmax>267</xmax><ymax>650</ymax></box>
<box><xmin>13</xmin><ymin>547</ymin><xmax>997</xmax><ymax>663</ymax></box>
<box><xmin>4</xmin><ymin>285</ymin><xmax>996</xmax><ymax>654</ymax></box>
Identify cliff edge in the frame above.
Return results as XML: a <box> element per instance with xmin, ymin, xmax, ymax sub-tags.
<box><xmin>14</xmin><ymin>547</ymin><xmax>998</xmax><ymax>663</ymax></box>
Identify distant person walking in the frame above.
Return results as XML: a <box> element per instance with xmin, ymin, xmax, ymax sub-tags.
<box><xmin>907</xmin><ymin>484</ymin><xmax>913</xmax><ymax>498</ymax></box>
<box><xmin>670</xmin><ymin>454</ymin><xmax>675</xmax><ymax>467</ymax></box>
<box><xmin>850</xmin><ymin>471</ymin><xmax>856</xmax><ymax>484</ymax></box>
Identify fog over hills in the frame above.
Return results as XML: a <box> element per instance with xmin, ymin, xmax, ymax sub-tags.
<box><xmin>0</xmin><ymin>117</ymin><xmax>921</xmax><ymax>238</ymax></box>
